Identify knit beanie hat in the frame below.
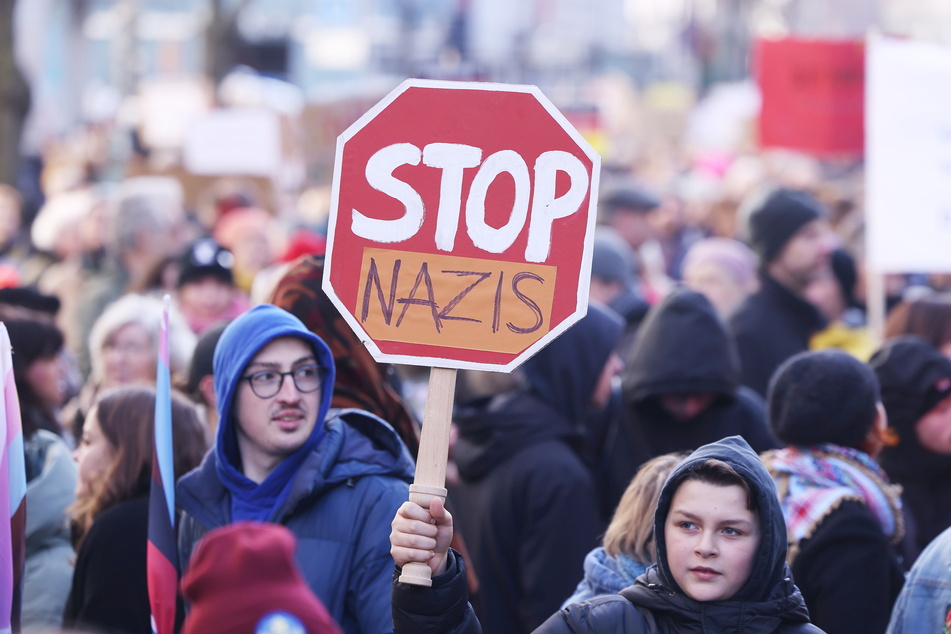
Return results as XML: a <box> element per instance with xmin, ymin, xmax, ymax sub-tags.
<box><xmin>181</xmin><ymin>522</ymin><xmax>342</xmax><ymax>634</ymax></box>
<box><xmin>768</xmin><ymin>349</ymin><xmax>880</xmax><ymax>448</ymax></box>
<box><xmin>746</xmin><ymin>188</ymin><xmax>825</xmax><ymax>265</ymax></box>
<box><xmin>869</xmin><ymin>335</ymin><xmax>951</xmax><ymax>435</ymax></box>
<box><xmin>177</xmin><ymin>238</ymin><xmax>235</xmax><ymax>288</ymax></box>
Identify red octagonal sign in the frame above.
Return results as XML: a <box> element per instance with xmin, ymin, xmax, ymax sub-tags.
<box><xmin>323</xmin><ymin>79</ymin><xmax>600</xmax><ymax>372</ymax></box>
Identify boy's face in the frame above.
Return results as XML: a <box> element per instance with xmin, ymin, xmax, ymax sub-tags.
<box><xmin>664</xmin><ymin>479</ymin><xmax>761</xmax><ymax>602</ymax></box>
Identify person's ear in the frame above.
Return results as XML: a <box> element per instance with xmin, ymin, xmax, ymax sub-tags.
<box><xmin>860</xmin><ymin>403</ymin><xmax>898</xmax><ymax>457</ymax></box>
<box><xmin>198</xmin><ymin>374</ymin><xmax>217</xmax><ymax>409</ymax></box>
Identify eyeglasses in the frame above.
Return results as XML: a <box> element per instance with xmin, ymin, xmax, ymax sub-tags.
<box><xmin>240</xmin><ymin>364</ymin><xmax>322</xmax><ymax>399</ymax></box>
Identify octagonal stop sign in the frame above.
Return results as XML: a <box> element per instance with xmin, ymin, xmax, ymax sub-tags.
<box><xmin>323</xmin><ymin>78</ymin><xmax>600</xmax><ymax>586</ymax></box>
<box><xmin>323</xmin><ymin>78</ymin><xmax>600</xmax><ymax>373</ymax></box>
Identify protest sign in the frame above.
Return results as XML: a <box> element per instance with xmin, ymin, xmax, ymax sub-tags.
<box><xmin>323</xmin><ymin>79</ymin><xmax>600</xmax><ymax>585</ymax></box>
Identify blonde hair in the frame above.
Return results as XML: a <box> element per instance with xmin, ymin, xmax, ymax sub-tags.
<box><xmin>603</xmin><ymin>452</ymin><xmax>688</xmax><ymax>562</ymax></box>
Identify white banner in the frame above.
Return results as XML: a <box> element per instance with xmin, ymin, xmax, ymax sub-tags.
<box><xmin>867</xmin><ymin>35</ymin><xmax>951</xmax><ymax>272</ymax></box>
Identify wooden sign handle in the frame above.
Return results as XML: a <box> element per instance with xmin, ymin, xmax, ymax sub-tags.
<box><xmin>398</xmin><ymin>366</ymin><xmax>457</xmax><ymax>586</ymax></box>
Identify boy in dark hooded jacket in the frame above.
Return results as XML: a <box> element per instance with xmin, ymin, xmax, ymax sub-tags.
<box><xmin>392</xmin><ymin>435</ymin><xmax>823</xmax><ymax>633</ymax></box>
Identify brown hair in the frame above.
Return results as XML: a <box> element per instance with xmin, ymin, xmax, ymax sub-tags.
<box><xmin>673</xmin><ymin>458</ymin><xmax>757</xmax><ymax>512</ymax></box>
<box><xmin>603</xmin><ymin>452</ymin><xmax>687</xmax><ymax>562</ymax></box>
<box><xmin>70</xmin><ymin>386</ymin><xmax>209</xmax><ymax>544</ymax></box>
<box><xmin>884</xmin><ymin>296</ymin><xmax>951</xmax><ymax>349</ymax></box>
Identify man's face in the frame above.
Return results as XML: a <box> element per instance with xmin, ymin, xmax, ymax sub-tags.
<box><xmin>234</xmin><ymin>337</ymin><xmax>321</xmax><ymax>480</ymax></box>
<box><xmin>770</xmin><ymin>219</ymin><xmax>836</xmax><ymax>291</ymax></box>
<box><xmin>664</xmin><ymin>479</ymin><xmax>761</xmax><ymax>602</ymax></box>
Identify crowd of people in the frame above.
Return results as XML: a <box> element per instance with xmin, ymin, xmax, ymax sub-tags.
<box><xmin>2</xmin><ymin>93</ymin><xmax>951</xmax><ymax>634</ymax></box>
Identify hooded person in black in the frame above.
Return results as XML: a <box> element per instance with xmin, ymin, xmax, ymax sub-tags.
<box><xmin>593</xmin><ymin>288</ymin><xmax>778</xmax><ymax>519</ymax></box>
<box><xmin>449</xmin><ymin>303</ymin><xmax>623</xmax><ymax>634</ymax></box>
<box><xmin>535</xmin><ymin>435</ymin><xmax>823</xmax><ymax>633</ymax></box>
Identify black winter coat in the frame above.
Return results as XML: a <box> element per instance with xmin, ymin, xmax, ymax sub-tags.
<box><xmin>729</xmin><ymin>274</ymin><xmax>826</xmax><ymax>397</ymax></box>
<box><xmin>392</xmin><ymin>549</ymin><xmax>482</xmax><ymax>634</ymax></box>
<box><xmin>790</xmin><ymin>500</ymin><xmax>904</xmax><ymax>634</ymax></box>
<box><xmin>63</xmin><ymin>497</ymin><xmax>156</xmax><ymax>634</ymax></box>
<box><xmin>451</xmin><ymin>393</ymin><xmax>603</xmax><ymax>634</ymax></box>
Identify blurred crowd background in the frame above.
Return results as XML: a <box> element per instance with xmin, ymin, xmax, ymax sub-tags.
<box><xmin>0</xmin><ymin>0</ymin><xmax>950</xmax><ymax>410</ymax></box>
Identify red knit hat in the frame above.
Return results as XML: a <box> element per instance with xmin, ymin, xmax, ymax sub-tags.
<box><xmin>181</xmin><ymin>522</ymin><xmax>342</xmax><ymax>634</ymax></box>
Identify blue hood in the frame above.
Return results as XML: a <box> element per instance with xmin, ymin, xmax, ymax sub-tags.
<box><xmin>213</xmin><ymin>304</ymin><xmax>336</xmax><ymax>513</ymax></box>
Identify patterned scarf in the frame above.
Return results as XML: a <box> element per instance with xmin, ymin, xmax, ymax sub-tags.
<box><xmin>763</xmin><ymin>444</ymin><xmax>904</xmax><ymax>563</ymax></box>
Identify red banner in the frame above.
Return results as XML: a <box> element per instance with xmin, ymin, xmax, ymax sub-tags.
<box><xmin>756</xmin><ymin>38</ymin><xmax>865</xmax><ymax>156</ymax></box>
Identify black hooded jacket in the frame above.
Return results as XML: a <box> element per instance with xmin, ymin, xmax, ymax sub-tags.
<box><xmin>535</xmin><ymin>436</ymin><xmax>824</xmax><ymax>633</ymax></box>
<box><xmin>594</xmin><ymin>289</ymin><xmax>778</xmax><ymax>518</ymax></box>
<box><xmin>449</xmin><ymin>304</ymin><xmax>622</xmax><ymax>634</ymax></box>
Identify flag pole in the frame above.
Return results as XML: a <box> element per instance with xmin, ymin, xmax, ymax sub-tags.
<box><xmin>147</xmin><ymin>295</ymin><xmax>178</xmax><ymax>634</ymax></box>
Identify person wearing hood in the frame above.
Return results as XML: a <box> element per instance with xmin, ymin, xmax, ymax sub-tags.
<box><xmin>447</xmin><ymin>303</ymin><xmax>623</xmax><ymax>634</ymax></box>
<box><xmin>761</xmin><ymin>350</ymin><xmax>905</xmax><ymax>634</ymax></box>
<box><xmin>536</xmin><ymin>435</ymin><xmax>824</xmax><ymax>633</ymax></box>
<box><xmin>594</xmin><ymin>288</ymin><xmax>778</xmax><ymax>520</ymax></box>
<box><xmin>391</xmin><ymin>436</ymin><xmax>823</xmax><ymax>633</ymax></box>
<box><xmin>869</xmin><ymin>335</ymin><xmax>951</xmax><ymax>564</ymax></box>
<box><xmin>176</xmin><ymin>304</ymin><xmax>415</xmax><ymax>634</ymax></box>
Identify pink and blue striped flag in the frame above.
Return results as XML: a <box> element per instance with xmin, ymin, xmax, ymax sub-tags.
<box><xmin>147</xmin><ymin>296</ymin><xmax>177</xmax><ymax>634</ymax></box>
<box><xmin>0</xmin><ymin>323</ymin><xmax>26</xmax><ymax>634</ymax></box>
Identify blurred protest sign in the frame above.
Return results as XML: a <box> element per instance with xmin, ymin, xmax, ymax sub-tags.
<box><xmin>183</xmin><ymin>110</ymin><xmax>283</xmax><ymax>177</ymax></box>
<box><xmin>756</xmin><ymin>37</ymin><xmax>865</xmax><ymax>157</ymax></box>
<box><xmin>138</xmin><ymin>77</ymin><xmax>212</xmax><ymax>151</ymax></box>
<box><xmin>866</xmin><ymin>35</ymin><xmax>951</xmax><ymax>273</ymax></box>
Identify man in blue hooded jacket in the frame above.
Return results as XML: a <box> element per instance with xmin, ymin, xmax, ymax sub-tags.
<box><xmin>176</xmin><ymin>304</ymin><xmax>415</xmax><ymax>633</ymax></box>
